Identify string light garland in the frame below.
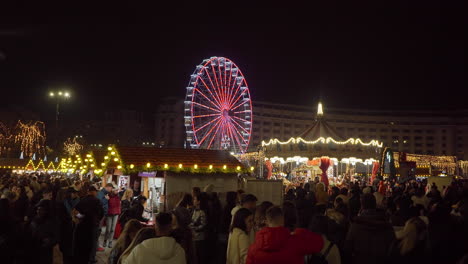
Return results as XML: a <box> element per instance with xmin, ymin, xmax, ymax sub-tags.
<box><xmin>63</xmin><ymin>137</ymin><xmax>83</xmax><ymax>156</ymax></box>
<box><xmin>262</xmin><ymin>136</ymin><xmax>383</xmax><ymax>148</ymax></box>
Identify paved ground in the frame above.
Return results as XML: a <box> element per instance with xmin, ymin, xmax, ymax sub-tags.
<box><xmin>96</xmin><ymin>232</ymin><xmax>114</xmax><ymax>264</ymax></box>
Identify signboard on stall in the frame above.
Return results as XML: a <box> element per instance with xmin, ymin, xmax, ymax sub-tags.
<box><xmin>118</xmin><ymin>175</ymin><xmax>130</xmax><ymax>189</ymax></box>
<box><xmin>138</xmin><ymin>171</ymin><xmax>158</xmax><ymax>177</ymax></box>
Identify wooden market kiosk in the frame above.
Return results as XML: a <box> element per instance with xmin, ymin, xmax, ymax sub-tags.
<box><xmin>98</xmin><ymin>146</ymin><xmax>245</xmax><ymax>212</ymax></box>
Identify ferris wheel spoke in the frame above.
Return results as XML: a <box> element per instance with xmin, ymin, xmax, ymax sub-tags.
<box><xmin>232</xmin><ymin>115</ymin><xmax>251</xmax><ymax>125</ymax></box>
<box><xmin>230</xmin><ymin>117</ymin><xmax>250</xmax><ymax>135</ymax></box>
<box><xmin>198</xmin><ymin>76</ymin><xmax>223</xmax><ymax>109</ymax></box>
<box><xmin>192</xmin><ymin>101</ymin><xmax>220</xmax><ymax>113</ymax></box>
<box><xmin>203</xmin><ymin>68</ymin><xmax>224</xmax><ymax>108</ymax></box>
<box><xmin>227</xmin><ymin>122</ymin><xmax>244</xmax><ymax>152</ymax></box>
<box><xmin>210</xmin><ymin>64</ymin><xmax>223</xmax><ymax>106</ymax></box>
<box><xmin>217</xmin><ymin>62</ymin><xmax>227</xmax><ymax>106</ymax></box>
<box><xmin>233</xmin><ymin>110</ymin><xmax>251</xmax><ymax>114</ymax></box>
<box><xmin>194</xmin><ymin>88</ymin><xmax>222</xmax><ymax>110</ymax></box>
<box><xmin>227</xmin><ymin>75</ymin><xmax>244</xmax><ymax>107</ymax></box>
<box><xmin>193</xmin><ymin>113</ymin><xmax>221</xmax><ymax>118</ymax></box>
<box><xmin>198</xmin><ymin>118</ymin><xmax>222</xmax><ymax>145</ymax></box>
<box><xmin>194</xmin><ymin>116</ymin><xmax>221</xmax><ymax>133</ymax></box>
<box><xmin>230</xmin><ymin>95</ymin><xmax>247</xmax><ymax>111</ymax></box>
<box><xmin>207</xmin><ymin>119</ymin><xmax>224</xmax><ymax>149</ymax></box>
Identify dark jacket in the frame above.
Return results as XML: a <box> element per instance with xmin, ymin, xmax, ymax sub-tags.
<box><xmin>345</xmin><ymin>210</ymin><xmax>395</xmax><ymax>264</ymax></box>
<box><xmin>75</xmin><ymin>195</ymin><xmax>104</xmax><ymax>226</ymax></box>
<box><xmin>97</xmin><ymin>189</ymin><xmax>109</xmax><ymax>216</ymax></box>
<box><xmin>388</xmin><ymin>238</ymin><xmax>429</xmax><ymax>264</ymax></box>
<box><xmin>246</xmin><ymin>227</ymin><xmax>323</xmax><ymax>264</ymax></box>
<box><xmin>29</xmin><ymin>216</ymin><xmax>59</xmax><ymax>264</ymax></box>
<box><xmin>63</xmin><ymin>197</ymin><xmax>80</xmax><ymax>215</ymax></box>
<box><xmin>125</xmin><ymin>203</ymin><xmax>147</xmax><ymax>223</ymax></box>
<box><xmin>121</xmin><ymin>199</ymin><xmax>131</xmax><ymax>213</ymax></box>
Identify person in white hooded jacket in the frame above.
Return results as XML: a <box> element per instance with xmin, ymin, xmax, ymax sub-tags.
<box><xmin>123</xmin><ymin>212</ymin><xmax>186</xmax><ymax>264</ymax></box>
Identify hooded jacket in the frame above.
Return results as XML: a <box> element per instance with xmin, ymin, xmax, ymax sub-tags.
<box><xmin>246</xmin><ymin>227</ymin><xmax>323</xmax><ymax>264</ymax></box>
<box><xmin>345</xmin><ymin>210</ymin><xmax>395</xmax><ymax>264</ymax></box>
<box><xmin>122</xmin><ymin>236</ymin><xmax>186</xmax><ymax>264</ymax></box>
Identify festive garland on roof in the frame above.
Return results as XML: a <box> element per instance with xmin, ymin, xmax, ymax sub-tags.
<box><xmin>262</xmin><ymin>137</ymin><xmax>383</xmax><ymax>148</ymax></box>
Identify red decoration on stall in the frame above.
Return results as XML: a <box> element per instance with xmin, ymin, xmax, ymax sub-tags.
<box><xmin>371</xmin><ymin>162</ymin><xmax>380</xmax><ymax>184</ymax></box>
<box><xmin>319</xmin><ymin>157</ymin><xmax>330</xmax><ymax>188</ymax></box>
<box><xmin>265</xmin><ymin>160</ymin><xmax>273</xmax><ymax>179</ymax></box>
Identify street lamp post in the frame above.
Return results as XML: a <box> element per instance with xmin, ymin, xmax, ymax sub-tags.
<box><xmin>49</xmin><ymin>91</ymin><xmax>71</xmax><ymax>148</ymax></box>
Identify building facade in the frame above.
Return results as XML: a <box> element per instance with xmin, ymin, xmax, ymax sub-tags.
<box><xmin>154</xmin><ymin>99</ymin><xmax>468</xmax><ymax>160</ymax></box>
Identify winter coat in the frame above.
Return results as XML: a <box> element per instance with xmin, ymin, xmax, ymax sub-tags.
<box><xmin>190</xmin><ymin>208</ymin><xmax>207</xmax><ymax>241</ymax></box>
<box><xmin>227</xmin><ymin>228</ymin><xmax>251</xmax><ymax>264</ymax></box>
<box><xmin>171</xmin><ymin>227</ymin><xmax>194</xmax><ymax>264</ymax></box>
<box><xmin>345</xmin><ymin>210</ymin><xmax>396</xmax><ymax>264</ymax></box>
<box><xmin>246</xmin><ymin>227</ymin><xmax>323</xmax><ymax>264</ymax></box>
<box><xmin>122</xmin><ymin>236</ymin><xmax>186</xmax><ymax>264</ymax></box>
<box><xmin>75</xmin><ymin>195</ymin><xmax>104</xmax><ymax>226</ymax></box>
<box><xmin>97</xmin><ymin>189</ymin><xmax>109</xmax><ymax>216</ymax></box>
<box><xmin>173</xmin><ymin>206</ymin><xmax>192</xmax><ymax>227</ymax></box>
<box><xmin>121</xmin><ymin>199</ymin><xmax>131</xmax><ymax>213</ymax></box>
<box><xmin>108</xmin><ymin>195</ymin><xmax>121</xmax><ymax>215</ymax></box>
<box><xmin>63</xmin><ymin>197</ymin><xmax>80</xmax><ymax>215</ymax></box>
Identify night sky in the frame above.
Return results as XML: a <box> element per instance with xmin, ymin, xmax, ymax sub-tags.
<box><xmin>0</xmin><ymin>2</ymin><xmax>465</xmax><ymax>122</ymax></box>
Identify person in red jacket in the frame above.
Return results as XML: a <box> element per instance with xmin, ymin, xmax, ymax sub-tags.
<box><xmin>104</xmin><ymin>187</ymin><xmax>121</xmax><ymax>248</ymax></box>
<box><xmin>246</xmin><ymin>206</ymin><xmax>323</xmax><ymax>264</ymax></box>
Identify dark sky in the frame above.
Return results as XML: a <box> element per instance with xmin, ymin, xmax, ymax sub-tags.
<box><xmin>0</xmin><ymin>2</ymin><xmax>465</xmax><ymax>121</ymax></box>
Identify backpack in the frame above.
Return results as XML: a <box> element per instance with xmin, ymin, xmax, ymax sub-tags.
<box><xmin>304</xmin><ymin>242</ymin><xmax>334</xmax><ymax>264</ymax></box>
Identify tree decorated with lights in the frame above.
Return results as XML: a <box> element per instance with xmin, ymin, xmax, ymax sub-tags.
<box><xmin>63</xmin><ymin>137</ymin><xmax>84</xmax><ymax>156</ymax></box>
<box><xmin>0</xmin><ymin>122</ymin><xmax>12</xmax><ymax>156</ymax></box>
<box><xmin>14</xmin><ymin>121</ymin><xmax>46</xmax><ymax>158</ymax></box>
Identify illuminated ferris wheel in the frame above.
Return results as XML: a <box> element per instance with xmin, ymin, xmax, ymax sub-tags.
<box><xmin>185</xmin><ymin>56</ymin><xmax>253</xmax><ymax>153</ymax></box>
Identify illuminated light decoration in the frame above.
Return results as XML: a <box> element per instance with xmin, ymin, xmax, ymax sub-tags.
<box><xmin>130</xmin><ymin>164</ymin><xmax>135</xmax><ymax>169</ymax></box>
<box><xmin>90</xmin><ymin>164</ymin><xmax>94</xmax><ymax>167</ymax></box>
<box><xmin>209</xmin><ymin>165</ymin><xmax>213</xmax><ymax>170</ymax></box>
<box><xmin>184</xmin><ymin>56</ymin><xmax>253</xmax><ymax>154</ymax></box>
<box><xmin>85</xmin><ymin>159</ymin><xmax>88</xmax><ymax>162</ymax></box>
<box><xmin>86</xmin><ymin>154</ymin><xmax>91</xmax><ymax>158</ymax></box>
<box><xmin>14</xmin><ymin>120</ymin><xmax>46</xmax><ymax>157</ymax></box>
<box><xmin>63</xmin><ymin>137</ymin><xmax>83</xmax><ymax>156</ymax></box>
<box><xmin>236</xmin><ymin>166</ymin><xmax>241</xmax><ymax>170</ymax></box>
<box><xmin>164</xmin><ymin>164</ymin><xmax>169</xmax><ymax>169</ymax></box>
<box><xmin>114</xmin><ymin>158</ymin><xmax>118</xmax><ymax>162</ymax></box>
<box><xmin>89</xmin><ymin>158</ymin><xmax>93</xmax><ymax>162</ymax></box>
<box><xmin>146</xmin><ymin>162</ymin><xmax>151</xmax><ymax>168</ymax></box>
<box><xmin>117</xmin><ymin>165</ymin><xmax>122</xmax><ymax>169</ymax></box>
<box><xmin>178</xmin><ymin>164</ymin><xmax>183</xmax><ymax>169</ymax></box>
<box><xmin>104</xmin><ymin>156</ymin><xmax>109</xmax><ymax>160</ymax></box>
<box><xmin>194</xmin><ymin>164</ymin><xmax>198</xmax><ymax>169</ymax></box>
<box><xmin>107</xmin><ymin>147</ymin><xmax>112</xmax><ymax>151</ymax></box>
<box><xmin>0</xmin><ymin>122</ymin><xmax>12</xmax><ymax>156</ymax></box>
<box><xmin>250</xmin><ymin>166</ymin><xmax>254</xmax><ymax>171</ymax></box>
<box><xmin>317</xmin><ymin>102</ymin><xmax>324</xmax><ymax>116</ymax></box>
<box><xmin>111</xmin><ymin>151</ymin><xmax>116</xmax><ymax>155</ymax></box>
<box><xmin>223</xmin><ymin>165</ymin><xmax>227</xmax><ymax>170</ymax></box>
<box><xmin>262</xmin><ymin>137</ymin><xmax>383</xmax><ymax>148</ymax></box>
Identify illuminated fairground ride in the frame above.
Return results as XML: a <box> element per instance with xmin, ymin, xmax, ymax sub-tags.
<box><xmin>259</xmin><ymin>102</ymin><xmax>383</xmax><ymax>186</ymax></box>
<box><xmin>185</xmin><ymin>57</ymin><xmax>253</xmax><ymax>154</ymax></box>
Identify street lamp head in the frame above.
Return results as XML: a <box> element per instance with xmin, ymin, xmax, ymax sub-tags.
<box><xmin>49</xmin><ymin>92</ymin><xmax>55</xmax><ymax>97</ymax></box>
<box><xmin>64</xmin><ymin>92</ymin><xmax>70</xmax><ymax>98</ymax></box>
<box><xmin>58</xmin><ymin>91</ymin><xmax>63</xmax><ymax>96</ymax></box>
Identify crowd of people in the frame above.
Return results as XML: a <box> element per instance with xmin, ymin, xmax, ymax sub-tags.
<box><xmin>1</xmin><ymin>172</ymin><xmax>468</xmax><ymax>264</ymax></box>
